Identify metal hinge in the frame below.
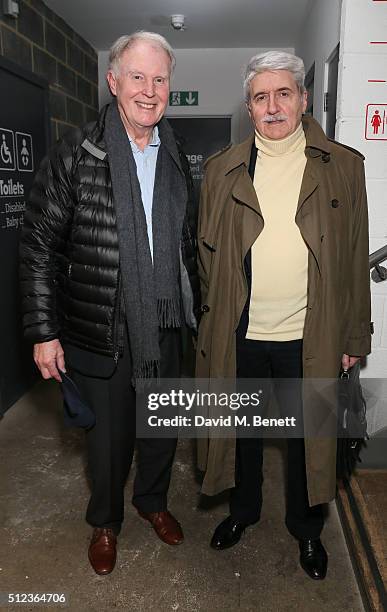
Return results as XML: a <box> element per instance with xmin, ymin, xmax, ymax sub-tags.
<box><xmin>324</xmin><ymin>93</ymin><xmax>329</xmax><ymax>113</ymax></box>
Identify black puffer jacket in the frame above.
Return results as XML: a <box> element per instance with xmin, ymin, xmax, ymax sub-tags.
<box><xmin>20</xmin><ymin>104</ymin><xmax>200</xmax><ymax>357</ymax></box>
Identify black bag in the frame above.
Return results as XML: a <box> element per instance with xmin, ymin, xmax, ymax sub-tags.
<box><xmin>336</xmin><ymin>361</ymin><xmax>368</xmax><ymax>479</ymax></box>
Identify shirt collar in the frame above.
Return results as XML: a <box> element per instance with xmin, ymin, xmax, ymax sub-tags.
<box><xmin>128</xmin><ymin>125</ymin><xmax>160</xmax><ymax>152</ymax></box>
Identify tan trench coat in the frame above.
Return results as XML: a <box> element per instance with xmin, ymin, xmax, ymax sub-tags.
<box><xmin>196</xmin><ymin>116</ymin><xmax>371</xmax><ymax>507</ymax></box>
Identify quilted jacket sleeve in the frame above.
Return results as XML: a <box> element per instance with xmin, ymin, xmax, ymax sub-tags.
<box><xmin>19</xmin><ymin>136</ymin><xmax>77</xmax><ymax>343</ymax></box>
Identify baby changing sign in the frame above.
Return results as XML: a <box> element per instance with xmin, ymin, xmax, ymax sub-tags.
<box><xmin>365</xmin><ymin>104</ymin><xmax>387</xmax><ymax>140</ymax></box>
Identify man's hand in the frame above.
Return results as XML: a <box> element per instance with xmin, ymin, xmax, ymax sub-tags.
<box><xmin>33</xmin><ymin>339</ymin><xmax>66</xmax><ymax>382</ymax></box>
<box><xmin>341</xmin><ymin>354</ymin><xmax>361</xmax><ymax>370</ymax></box>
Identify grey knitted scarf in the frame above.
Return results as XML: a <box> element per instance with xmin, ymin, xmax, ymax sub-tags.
<box><xmin>104</xmin><ymin>101</ymin><xmax>186</xmax><ymax>383</ymax></box>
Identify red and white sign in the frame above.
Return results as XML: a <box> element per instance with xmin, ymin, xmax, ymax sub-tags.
<box><xmin>365</xmin><ymin>104</ymin><xmax>387</xmax><ymax>140</ymax></box>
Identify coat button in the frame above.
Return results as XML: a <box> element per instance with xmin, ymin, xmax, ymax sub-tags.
<box><xmin>201</xmin><ymin>304</ymin><xmax>210</xmax><ymax>313</ymax></box>
<box><xmin>331</xmin><ymin>199</ymin><xmax>339</xmax><ymax>208</ymax></box>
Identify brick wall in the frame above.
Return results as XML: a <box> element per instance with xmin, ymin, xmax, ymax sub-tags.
<box><xmin>0</xmin><ymin>0</ymin><xmax>99</xmax><ymax>143</ymax></box>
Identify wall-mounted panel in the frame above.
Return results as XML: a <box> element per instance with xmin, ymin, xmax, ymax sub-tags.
<box><xmin>0</xmin><ymin>56</ymin><xmax>50</xmax><ymax>414</ymax></box>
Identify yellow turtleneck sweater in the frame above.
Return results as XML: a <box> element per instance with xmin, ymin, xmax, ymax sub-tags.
<box><xmin>246</xmin><ymin>123</ymin><xmax>308</xmax><ymax>341</ymax></box>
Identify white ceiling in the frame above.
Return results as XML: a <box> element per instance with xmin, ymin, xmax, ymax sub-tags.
<box><xmin>44</xmin><ymin>0</ymin><xmax>312</xmax><ymax>51</ymax></box>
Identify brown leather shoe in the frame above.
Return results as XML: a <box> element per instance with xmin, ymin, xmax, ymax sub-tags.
<box><xmin>88</xmin><ymin>528</ymin><xmax>117</xmax><ymax>575</ymax></box>
<box><xmin>138</xmin><ymin>510</ymin><xmax>184</xmax><ymax>545</ymax></box>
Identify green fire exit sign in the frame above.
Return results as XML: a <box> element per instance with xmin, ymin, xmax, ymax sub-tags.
<box><xmin>169</xmin><ymin>91</ymin><xmax>198</xmax><ymax>106</ymax></box>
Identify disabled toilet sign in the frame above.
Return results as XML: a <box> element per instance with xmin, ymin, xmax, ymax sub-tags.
<box><xmin>365</xmin><ymin>104</ymin><xmax>387</xmax><ymax>140</ymax></box>
<box><xmin>0</xmin><ymin>128</ymin><xmax>15</xmax><ymax>171</ymax></box>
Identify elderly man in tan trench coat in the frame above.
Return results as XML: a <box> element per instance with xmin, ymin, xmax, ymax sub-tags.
<box><xmin>196</xmin><ymin>51</ymin><xmax>371</xmax><ymax>580</ymax></box>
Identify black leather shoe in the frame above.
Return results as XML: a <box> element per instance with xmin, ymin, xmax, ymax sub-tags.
<box><xmin>299</xmin><ymin>538</ymin><xmax>328</xmax><ymax>580</ymax></box>
<box><xmin>210</xmin><ymin>516</ymin><xmax>247</xmax><ymax>550</ymax></box>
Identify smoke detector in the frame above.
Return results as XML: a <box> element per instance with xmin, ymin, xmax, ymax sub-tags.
<box><xmin>171</xmin><ymin>14</ymin><xmax>185</xmax><ymax>30</ymax></box>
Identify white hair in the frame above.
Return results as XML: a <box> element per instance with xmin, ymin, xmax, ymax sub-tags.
<box><xmin>108</xmin><ymin>31</ymin><xmax>176</xmax><ymax>76</ymax></box>
<box><xmin>243</xmin><ymin>50</ymin><xmax>305</xmax><ymax>103</ymax></box>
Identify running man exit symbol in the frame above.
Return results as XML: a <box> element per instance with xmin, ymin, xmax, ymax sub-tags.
<box><xmin>365</xmin><ymin>104</ymin><xmax>387</xmax><ymax>140</ymax></box>
<box><xmin>169</xmin><ymin>91</ymin><xmax>199</xmax><ymax>106</ymax></box>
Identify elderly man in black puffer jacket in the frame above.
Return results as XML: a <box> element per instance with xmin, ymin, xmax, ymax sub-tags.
<box><xmin>19</xmin><ymin>31</ymin><xmax>200</xmax><ymax>576</ymax></box>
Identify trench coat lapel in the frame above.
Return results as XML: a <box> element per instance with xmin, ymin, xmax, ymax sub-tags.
<box><xmin>203</xmin><ymin>138</ymin><xmax>263</xmax><ymax>251</ymax></box>
<box><xmin>295</xmin><ymin>161</ymin><xmax>321</xmax><ymax>275</ymax></box>
<box><xmin>231</xmin><ymin>164</ymin><xmax>264</xmax><ymax>258</ymax></box>
<box><xmin>226</xmin><ymin>136</ymin><xmax>263</xmax><ymax>217</ymax></box>
<box><xmin>294</xmin><ymin>117</ymin><xmax>333</xmax><ymax>276</ymax></box>
<box><xmin>232</xmin><ymin>167</ymin><xmax>262</xmax><ymax>216</ymax></box>
<box><xmin>296</xmin><ymin>161</ymin><xmax>319</xmax><ymax>217</ymax></box>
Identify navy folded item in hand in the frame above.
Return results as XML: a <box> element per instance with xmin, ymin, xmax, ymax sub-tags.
<box><xmin>59</xmin><ymin>370</ymin><xmax>96</xmax><ymax>429</ymax></box>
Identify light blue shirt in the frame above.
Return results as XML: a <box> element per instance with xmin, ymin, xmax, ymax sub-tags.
<box><xmin>129</xmin><ymin>126</ymin><xmax>161</xmax><ymax>261</ymax></box>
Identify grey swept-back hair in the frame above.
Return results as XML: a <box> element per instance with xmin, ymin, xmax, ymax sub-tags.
<box><xmin>243</xmin><ymin>50</ymin><xmax>305</xmax><ymax>103</ymax></box>
<box><xmin>108</xmin><ymin>31</ymin><xmax>176</xmax><ymax>76</ymax></box>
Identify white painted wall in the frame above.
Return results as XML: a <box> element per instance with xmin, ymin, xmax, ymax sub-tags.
<box><xmin>295</xmin><ymin>0</ymin><xmax>387</xmax><ymax>433</ymax></box>
<box><xmin>296</xmin><ymin>0</ymin><xmax>342</xmax><ymax>125</ymax></box>
<box><xmin>336</xmin><ymin>0</ymin><xmax>387</xmax><ymax>436</ymax></box>
<box><xmin>98</xmin><ymin>47</ymin><xmax>293</xmax><ymax>143</ymax></box>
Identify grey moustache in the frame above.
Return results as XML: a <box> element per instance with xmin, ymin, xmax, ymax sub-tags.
<box><xmin>262</xmin><ymin>115</ymin><xmax>288</xmax><ymax>123</ymax></box>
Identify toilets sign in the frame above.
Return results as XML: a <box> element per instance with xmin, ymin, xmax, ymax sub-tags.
<box><xmin>0</xmin><ymin>127</ymin><xmax>34</xmax><ymax>231</ymax></box>
<box><xmin>169</xmin><ymin>91</ymin><xmax>199</xmax><ymax>106</ymax></box>
<box><xmin>365</xmin><ymin>104</ymin><xmax>387</xmax><ymax>140</ymax></box>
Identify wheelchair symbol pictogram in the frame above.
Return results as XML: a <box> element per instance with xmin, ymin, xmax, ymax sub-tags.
<box><xmin>0</xmin><ymin>128</ymin><xmax>15</xmax><ymax>171</ymax></box>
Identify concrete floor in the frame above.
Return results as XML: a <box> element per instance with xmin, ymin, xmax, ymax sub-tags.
<box><xmin>0</xmin><ymin>381</ymin><xmax>365</xmax><ymax>612</ymax></box>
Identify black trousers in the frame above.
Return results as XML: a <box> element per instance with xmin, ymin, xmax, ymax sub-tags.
<box><xmin>68</xmin><ymin>328</ymin><xmax>182</xmax><ymax>535</ymax></box>
<box><xmin>232</xmin><ymin>338</ymin><xmax>324</xmax><ymax>540</ymax></box>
